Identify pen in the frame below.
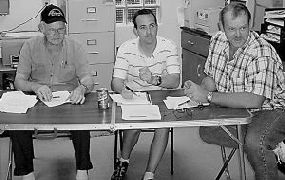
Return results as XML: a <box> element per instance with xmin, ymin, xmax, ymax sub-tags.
<box><xmin>178</xmin><ymin>100</ymin><xmax>190</xmax><ymax>106</ymax></box>
<box><xmin>53</xmin><ymin>96</ymin><xmax>60</xmax><ymax>99</ymax></box>
<box><xmin>129</xmin><ymin>115</ymin><xmax>147</xmax><ymax>117</ymax></box>
<box><xmin>148</xmin><ymin>93</ymin><xmax>152</xmax><ymax>104</ymax></box>
<box><xmin>125</xmin><ymin>85</ymin><xmax>138</xmax><ymax>96</ymax></box>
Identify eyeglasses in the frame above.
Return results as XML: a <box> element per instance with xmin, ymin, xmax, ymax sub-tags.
<box><xmin>47</xmin><ymin>28</ymin><xmax>66</xmax><ymax>35</ymax></box>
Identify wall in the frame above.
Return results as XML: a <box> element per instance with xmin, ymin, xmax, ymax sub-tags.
<box><xmin>115</xmin><ymin>0</ymin><xmax>184</xmax><ymax>52</ymax></box>
<box><xmin>0</xmin><ymin>0</ymin><xmax>43</xmax><ymax>33</ymax></box>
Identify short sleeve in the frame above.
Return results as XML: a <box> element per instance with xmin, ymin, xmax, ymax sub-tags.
<box><xmin>113</xmin><ymin>46</ymin><xmax>129</xmax><ymax>80</ymax></box>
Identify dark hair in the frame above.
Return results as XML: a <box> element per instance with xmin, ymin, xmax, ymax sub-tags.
<box><xmin>132</xmin><ymin>9</ymin><xmax>157</xmax><ymax>29</ymax></box>
<box><xmin>219</xmin><ymin>2</ymin><xmax>251</xmax><ymax>26</ymax></box>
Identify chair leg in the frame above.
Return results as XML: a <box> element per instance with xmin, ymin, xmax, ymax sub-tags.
<box><xmin>119</xmin><ymin>130</ymin><xmax>123</xmax><ymax>150</ymax></box>
<box><xmin>114</xmin><ymin>130</ymin><xmax>118</xmax><ymax>169</ymax></box>
<box><xmin>6</xmin><ymin>138</ymin><xmax>13</xmax><ymax>180</ymax></box>
<box><xmin>215</xmin><ymin>146</ymin><xmax>236</xmax><ymax>180</ymax></box>
<box><xmin>170</xmin><ymin>128</ymin><xmax>174</xmax><ymax>175</ymax></box>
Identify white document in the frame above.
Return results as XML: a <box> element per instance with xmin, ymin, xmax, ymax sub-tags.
<box><xmin>163</xmin><ymin>96</ymin><xmax>209</xmax><ymax>109</ymax></box>
<box><xmin>0</xmin><ymin>91</ymin><xmax>38</xmax><ymax>113</ymax></box>
<box><xmin>42</xmin><ymin>91</ymin><xmax>71</xmax><ymax>107</ymax></box>
<box><xmin>109</xmin><ymin>92</ymin><xmax>150</xmax><ymax>106</ymax></box>
<box><xmin>121</xmin><ymin>104</ymin><xmax>161</xmax><ymax>120</ymax></box>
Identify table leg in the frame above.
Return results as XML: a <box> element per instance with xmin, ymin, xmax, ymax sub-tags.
<box><xmin>237</xmin><ymin>125</ymin><xmax>246</xmax><ymax>180</ymax></box>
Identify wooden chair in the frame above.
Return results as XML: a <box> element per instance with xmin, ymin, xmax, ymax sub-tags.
<box><xmin>114</xmin><ymin>128</ymin><xmax>174</xmax><ymax>175</ymax></box>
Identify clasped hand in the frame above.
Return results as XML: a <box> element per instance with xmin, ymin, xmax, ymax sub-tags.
<box><xmin>184</xmin><ymin>80</ymin><xmax>208</xmax><ymax>103</ymax></box>
<box><xmin>139</xmin><ymin>67</ymin><xmax>153</xmax><ymax>84</ymax></box>
<box><xmin>35</xmin><ymin>85</ymin><xmax>85</xmax><ymax>104</ymax></box>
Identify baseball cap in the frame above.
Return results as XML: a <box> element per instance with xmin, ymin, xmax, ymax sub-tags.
<box><xmin>41</xmin><ymin>4</ymin><xmax>67</xmax><ymax>24</ymax></box>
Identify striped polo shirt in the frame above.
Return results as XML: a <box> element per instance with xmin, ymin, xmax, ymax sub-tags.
<box><xmin>205</xmin><ymin>31</ymin><xmax>285</xmax><ymax>109</ymax></box>
<box><xmin>113</xmin><ymin>36</ymin><xmax>180</xmax><ymax>91</ymax></box>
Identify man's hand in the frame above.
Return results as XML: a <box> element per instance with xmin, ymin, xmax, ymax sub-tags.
<box><xmin>121</xmin><ymin>89</ymin><xmax>133</xmax><ymax>99</ymax></box>
<box><xmin>35</xmin><ymin>85</ymin><xmax>52</xmax><ymax>102</ymax></box>
<box><xmin>68</xmin><ymin>85</ymin><xmax>86</xmax><ymax>104</ymax></box>
<box><xmin>184</xmin><ymin>80</ymin><xmax>208</xmax><ymax>103</ymax></box>
<box><xmin>139</xmin><ymin>67</ymin><xmax>153</xmax><ymax>84</ymax></box>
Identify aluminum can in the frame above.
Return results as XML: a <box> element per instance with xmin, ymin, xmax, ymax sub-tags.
<box><xmin>96</xmin><ymin>88</ymin><xmax>109</xmax><ymax>109</ymax></box>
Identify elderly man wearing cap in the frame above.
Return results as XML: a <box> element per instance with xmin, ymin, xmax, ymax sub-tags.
<box><xmin>9</xmin><ymin>4</ymin><xmax>94</xmax><ymax>180</ymax></box>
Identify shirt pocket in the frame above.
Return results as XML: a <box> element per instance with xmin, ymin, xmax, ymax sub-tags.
<box><xmin>230</xmin><ymin>77</ymin><xmax>246</xmax><ymax>92</ymax></box>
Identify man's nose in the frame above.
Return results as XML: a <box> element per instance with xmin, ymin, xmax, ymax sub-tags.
<box><xmin>146</xmin><ymin>27</ymin><xmax>151</xmax><ymax>34</ymax></box>
<box><xmin>235</xmin><ymin>29</ymin><xmax>241</xmax><ymax>37</ymax></box>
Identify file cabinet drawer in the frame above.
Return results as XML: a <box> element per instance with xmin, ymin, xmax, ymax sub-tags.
<box><xmin>181</xmin><ymin>31</ymin><xmax>210</xmax><ymax>57</ymax></box>
<box><xmin>90</xmin><ymin>63</ymin><xmax>114</xmax><ymax>90</ymax></box>
<box><xmin>67</xmin><ymin>0</ymin><xmax>115</xmax><ymax>33</ymax></box>
<box><xmin>69</xmin><ymin>32</ymin><xmax>115</xmax><ymax>64</ymax></box>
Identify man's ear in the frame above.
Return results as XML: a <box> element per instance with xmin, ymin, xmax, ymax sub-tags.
<box><xmin>218</xmin><ymin>21</ymin><xmax>225</xmax><ymax>32</ymax></box>
<box><xmin>133</xmin><ymin>27</ymin><xmax>138</xmax><ymax>36</ymax></box>
<box><xmin>38</xmin><ymin>22</ymin><xmax>45</xmax><ymax>33</ymax></box>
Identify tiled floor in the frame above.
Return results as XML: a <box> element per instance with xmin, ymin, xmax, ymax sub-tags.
<box><xmin>1</xmin><ymin>127</ymin><xmax>285</xmax><ymax>180</ymax></box>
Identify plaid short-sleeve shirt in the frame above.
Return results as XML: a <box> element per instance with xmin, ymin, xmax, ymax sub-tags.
<box><xmin>205</xmin><ymin>31</ymin><xmax>285</xmax><ymax>109</ymax></box>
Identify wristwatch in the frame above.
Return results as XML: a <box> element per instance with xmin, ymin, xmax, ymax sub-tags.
<box><xmin>156</xmin><ymin>76</ymin><xmax>162</xmax><ymax>86</ymax></box>
<box><xmin>207</xmin><ymin>91</ymin><xmax>213</xmax><ymax>103</ymax></box>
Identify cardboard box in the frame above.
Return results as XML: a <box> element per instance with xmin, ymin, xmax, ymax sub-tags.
<box><xmin>257</xmin><ymin>0</ymin><xmax>285</xmax><ymax>8</ymax></box>
<box><xmin>184</xmin><ymin>0</ymin><xmax>224</xmax><ymax>28</ymax></box>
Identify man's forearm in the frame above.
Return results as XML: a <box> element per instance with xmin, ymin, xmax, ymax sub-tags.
<box><xmin>80</xmin><ymin>76</ymin><xmax>94</xmax><ymax>94</ymax></box>
<box><xmin>14</xmin><ymin>78</ymin><xmax>41</xmax><ymax>92</ymax></box>
<box><xmin>211</xmin><ymin>91</ymin><xmax>265</xmax><ymax>108</ymax></box>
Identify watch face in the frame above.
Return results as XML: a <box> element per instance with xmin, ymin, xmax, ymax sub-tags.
<box><xmin>156</xmin><ymin>76</ymin><xmax>162</xmax><ymax>86</ymax></box>
<box><xmin>207</xmin><ymin>92</ymin><xmax>212</xmax><ymax>102</ymax></box>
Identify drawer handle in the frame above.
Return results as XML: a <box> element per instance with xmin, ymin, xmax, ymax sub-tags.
<box><xmin>88</xmin><ymin>51</ymin><xmax>99</xmax><ymax>54</ymax></box>
<box><xmin>81</xmin><ymin>19</ymin><xmax>99</xmax><ymax>21</ymax></box>
<box><xmin>197</xmin><ymin>64</ymin><xmax>201</xmax><ymax>77</ymax></box>
<box><xmin>92</xmin><ymin>71</ymin><xmax>98</xmax><ymax>76</ymax></box>
<box><xmin>187</xmin><ymin>40</ymin><xmax>194</xmax><ymax>45</ymax></box>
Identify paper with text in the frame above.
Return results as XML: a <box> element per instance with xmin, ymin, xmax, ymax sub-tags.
<box><xmin>0</xmin><ymin>91</ymin><xmax>38</xmax><ymax>113</ymax></box>
<box><xmin>43</xmin><ymin>91</ymin><xmax>71</xmax><ymax>107</ymax></box>
<box><xmin>163</xmin><ymin>96</ymin><xmax>209</xmax><ymax>109</ymax></box>
<box><xmin>109</xmin><ymin>92</ymin><xmax>150</xmax><ymax>106</ymax></box>
<box><xmin>121</xmin><ymin>104</ymin><xmax>161</xmax><ymax>120</ymax></box>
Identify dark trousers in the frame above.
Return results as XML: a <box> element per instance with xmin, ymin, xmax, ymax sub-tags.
<box><xmin>10</xmin><ymin>130</ymin><xmax>93</xmax><ymax>176</ymax></box>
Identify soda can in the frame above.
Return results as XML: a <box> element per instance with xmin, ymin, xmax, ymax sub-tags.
<box><xmin>96</xmin><ymin>88</ymin><xmax>109</xmax><ymax>109</ymax></box>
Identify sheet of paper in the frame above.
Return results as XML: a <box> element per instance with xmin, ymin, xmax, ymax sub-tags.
<box><xmin>42</xmin><ymin>91</ymin><xmax>71</xmax><ymax>107</ymax></box>
<box><xmin>163</xmin><ymin>96</ymin><xmax>209</xmax><ymax>109</ymax></box>
<box><xmin>109</xmin><ymin>92</ymin><xmax>150</xmax><ymax>106</ymax></box>
<box><xmin>121</xmin><ymin>104</ymin><xmax>161</xmax><ymax>120</ymax></box>
<box><xmin>0</xmin><ymin>91</ymin><xmax>38</xmax><ymax>113</ymax></box>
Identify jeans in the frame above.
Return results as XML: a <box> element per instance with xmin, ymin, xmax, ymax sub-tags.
<box><xmin>200</xmin><ymin>109</ymin><xmax>285</xmax><ymax>180</ymax></box>
<box><xmin>10</xmin><ymin>130</ymin><xmax>93</xmax><ymax>176</ymax></box>
<box><xmin>245</xmin><ymin>109</ymin><xmax>285</xmax><ymax>180</ymax></box>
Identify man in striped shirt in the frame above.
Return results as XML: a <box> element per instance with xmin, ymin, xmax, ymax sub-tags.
<box><xmin>184</xmin><ymin>2</ymin><xmax>285</xmax><ymax>180</ymax></box>
<box><xmin>111</xmin><ymin>9</ymin><xmax>180</xmax><ymax>180</ymax></box>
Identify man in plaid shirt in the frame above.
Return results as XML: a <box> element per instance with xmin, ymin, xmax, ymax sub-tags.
<box><xmin>184</xmin><ymin>2</ymin><xmax>285</xmax><ymax>179</ymax></box>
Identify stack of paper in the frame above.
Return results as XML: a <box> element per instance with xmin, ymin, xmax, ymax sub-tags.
<box><xmin>0</xmin><ymin>91</ymin><xmax>38</xmax><ymax>113</ymax></box>
<box><xmin>121</xmin><ymin>104</ymin><xmax>161</xmax><ymax>120</ymax></box>
<box><xmin>265</xmin><ymin>10</ymin><xmax>285</xmax><ymax>27</ymax></box>
<box><xmin>109</xmin><ymin>92</ymin><xmax>150</xmax><ymax>106</ymax></box>
<box><xmin>163</xmin><ymin>96</ymin><xmax>209</xmax><ymax>109</ymax></box>
<box><xmin>43</xmin><ymin>91</ymin><xmax>71</xmax><ymax>107</ymax></box>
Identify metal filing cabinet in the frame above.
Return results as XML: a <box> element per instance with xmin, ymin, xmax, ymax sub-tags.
<box><xmin>181</xmin><ymin>27</ymin><xmax>210</xmax><ymax>85</ymax></box>
<box><xmin>66</xmin><ymin>0</ymin><xmax>115</xmax><ymax>90</ymax></box>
